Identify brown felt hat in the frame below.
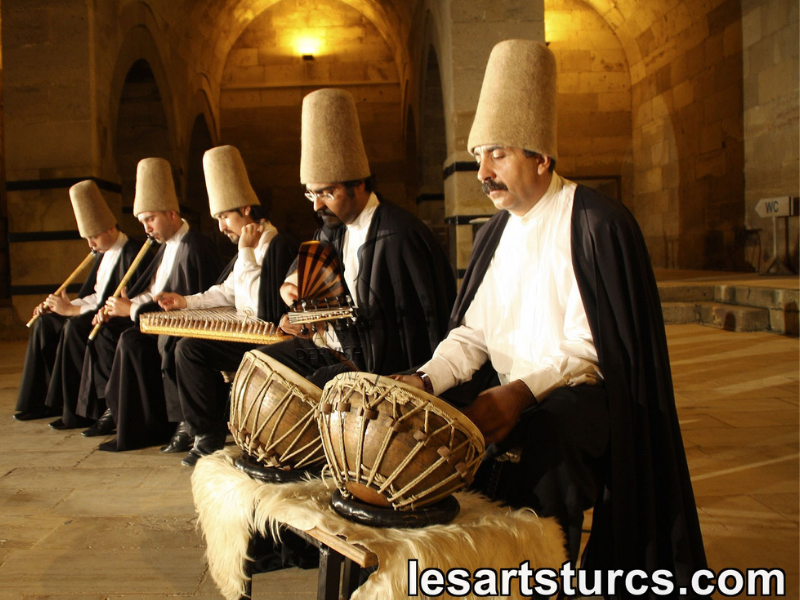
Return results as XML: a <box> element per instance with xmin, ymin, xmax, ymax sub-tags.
<box><xmin>300</xmin><ymin>88</ymin><xmax>370</xmax><ymax>184</ymax></box>
<box><xmin>70</xmin><ymin>180</ymin><xmax>116</xmax><ymax>238</ymax></box>
<box><xmin>203</xmin><ymin>145</ymin><xmax>260</xmax><ymax>216</ymax></box>
<box><xmin>132</xmin><ymin>157</ymin><xmax>180</xmax><ymax>217</ymax></box>
<box><xmin>468</xmin><ymin>40</ymin><xmax>558</xmax><ymax>161</ymax></box>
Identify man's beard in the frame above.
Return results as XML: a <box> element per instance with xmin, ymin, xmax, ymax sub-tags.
<box><xmin>316</xmin><ymin>209</ymin><xmax>344</xmax><ymax>229</ymax></box>
<box><xmin>482</xmin><ymin>179</ymin><xmax>508</xmax><ymax>196</ymax></box>
<box><xmin>223</xmin><ymin>231</ymin><xmax>240</xmax><ymax>244</ymax></box>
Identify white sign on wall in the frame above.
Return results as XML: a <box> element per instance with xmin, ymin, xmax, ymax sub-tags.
<box><xmin>755</xmin><ymin>196</ymin><xmax>799</xmax><ymax>218</ymax></box>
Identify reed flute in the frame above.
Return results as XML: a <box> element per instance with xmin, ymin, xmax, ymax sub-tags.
<box><xmin>26</xmin><ymin>251</ymin><xmax>96</xmax><ymax>328</ymax></box>
<box><xmin>88</xmin><ymin>236</ymin><xmax>155</xmax><ymax>341</ymax></box>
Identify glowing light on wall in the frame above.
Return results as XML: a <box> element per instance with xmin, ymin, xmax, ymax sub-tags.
<box><xmin>295</xmin><ymin>34</ymin><xmax>324</xmax><ymax>58</ymax></box>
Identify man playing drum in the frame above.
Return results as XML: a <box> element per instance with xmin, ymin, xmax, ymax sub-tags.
<box><xmin>14</xmin><ymin>181</ymin><xmax>151</xmax><ymax>422</ymax></box>
<box><xmin>258</xmin><ymin>88</ymin><xmax>455</xmax><ymax>388</ymax></box>
<box><xmin>156</xmin><ymin>145</ymin><xmax>298</xmax><ymax>466</ymax></box>
<box><xmin>395</xmin><ymin>40</ymin><xmax>707</xmax><ymax>594</ymax></box>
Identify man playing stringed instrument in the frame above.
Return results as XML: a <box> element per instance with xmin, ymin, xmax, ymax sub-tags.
<box><xmin>154</xmin><ymin>146</ymin><xmax>298</xmax><ymax>466</ymax></box>
<box><xmin>14</xmin><ymin>181</ymin><xmax>151</xmax><ymax>422</ymax></box>
<box><xmin>259</xmin><ymin>88</ymin><xmax>455</xmax><ymax>389</ymax></box>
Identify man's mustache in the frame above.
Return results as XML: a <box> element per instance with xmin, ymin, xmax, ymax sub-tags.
<box><xmin>482</xmin><ymin>180</ymin><xmax>508</xmax><ymax>195</ymax></box>
<box><xmin>316</xmin><ymin>209</ymin><xmax>338</xmax><ymax>219</ymax></box>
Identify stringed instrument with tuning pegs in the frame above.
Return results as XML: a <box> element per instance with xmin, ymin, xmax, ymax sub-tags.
<box><xmin>288</xmin><ymin>240</ymin><xmax>357</xmax><ymax>331</ymax></box>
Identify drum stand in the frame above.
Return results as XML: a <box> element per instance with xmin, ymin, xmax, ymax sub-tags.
<box><xmin>241</xmin><ymin>521</ymin><xmax>378</xmax><ymax>600</ymax></box>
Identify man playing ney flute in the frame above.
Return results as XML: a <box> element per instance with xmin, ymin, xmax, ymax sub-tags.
<box><xmin>74</xmin><ymin>157</ymin><xmax>223</xmax><ymax>439</ymax></box>
<box><xmin>14</xmin><ymin>180</ymin><xmax>151</xmax><ymax>423</ymax></box>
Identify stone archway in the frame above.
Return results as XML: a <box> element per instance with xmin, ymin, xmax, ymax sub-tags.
<box><xmin>185</xmin><ymin>114</ymin><xmax>218</xmax><ymax>242</ymax></box>
<box><xmin>113</xmin><ymin>59</ymin><xmax>173</xmax><ymax>236</ymax></box>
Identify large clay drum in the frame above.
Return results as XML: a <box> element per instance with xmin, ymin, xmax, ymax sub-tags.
<box><xmin>317</xmin><ymin>372</ymin><xmax>485</xmax><ymax>511</ymax></box>
<box><xmin>229</xmin><ymin>350</ymin><xmax>325</xmax><ymax>472</ymax></box>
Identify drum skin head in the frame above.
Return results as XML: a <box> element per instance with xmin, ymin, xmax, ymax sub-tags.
<box><xmin>331</xmin><ymin>489</ymin><xmax>460</xmax><ymax>528</ymax></box>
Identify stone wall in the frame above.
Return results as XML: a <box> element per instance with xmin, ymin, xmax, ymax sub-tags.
<box><xmin>630</xmin><ymin>0</ymin><xmax>745</xmax><ymax>269</ymax></box>
<box><xmin>219</xmin><ymin>0</ymin><xmax>405</xmax><ymax>243</ymax></box>
<box><xmin>546</xmin><ymin>0</ymin><xmax>632</xmax><ymax>206</ymax></box>
<box><xmin>742</xmin><ymin>0</ymin><xmax>799</xmax><ymax>273</ymax></box>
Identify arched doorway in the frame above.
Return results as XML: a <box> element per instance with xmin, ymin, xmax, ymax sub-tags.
<box><xmin>113</xmin><ymin>59</ymin><xmax>173</xmax><ymax>236</ymax></box>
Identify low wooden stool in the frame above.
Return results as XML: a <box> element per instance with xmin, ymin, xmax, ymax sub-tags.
<box><xmin>192</xmin><ymin>448</ymin><xmax>566</xmax><ymax>600</ymax></box>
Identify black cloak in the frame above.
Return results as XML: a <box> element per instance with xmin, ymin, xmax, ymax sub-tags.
<box><xmin>20</xmin><ymin>237</ymin><xmax>151</xmax><ymax>416</ymax></box>
<box><xmin>452</xmin><ymin>185</ymin><xmax>706</xmax><ymax>596</ymax></box>
<box><xmin>317</xmin><ymin>199</ymin><xmax>456</xmax><ymax>376</ymax></box>
<box><xmin>78</xmin><ymin>229</ymin><xmax>223</xmax><ymax>419</ymax></box>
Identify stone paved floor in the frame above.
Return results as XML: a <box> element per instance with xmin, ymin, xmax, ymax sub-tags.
<box><xmin>0</xmin><ymin>324</ymin><xmax>797</xmax><ymax>599</ymax></box>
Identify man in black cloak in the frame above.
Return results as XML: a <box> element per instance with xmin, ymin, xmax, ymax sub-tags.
<box><xmin>71</xmin><ymin>157</ymin><xmax>223</xmax><ymax>438</ymax></box>
<box><xmin>155</xmin><ymin>145</ymin><xmax>298</xmax><ymax>466</ymax></box>
<box><xmin>14</xmin><ymin>180</ymin><xmax>151</xmax><ymax>422</ymax></box>
<box><xmin>257</xmin><ymin>88</ymin><xmax>455</xmax><ymax>388</ymax></box>
<box><xmin>396</xmin><ymin>40</ymin><xmax>706</xmax><ymax>599</ymax></box>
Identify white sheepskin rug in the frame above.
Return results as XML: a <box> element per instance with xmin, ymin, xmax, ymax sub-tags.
<box><xmin>192</xmin><ymin>448</ymin><xmax>566</xmax><ymax>600</ymax></box>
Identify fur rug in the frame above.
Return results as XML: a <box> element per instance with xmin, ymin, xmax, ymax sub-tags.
<box><xmin>192</xmin><ymin>448</ymin><xmax>566</xmax><ymax>600</ymax></box>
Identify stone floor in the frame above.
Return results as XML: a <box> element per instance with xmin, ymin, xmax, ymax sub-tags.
<box><xmin>0</xmin><ymin>323</ymin><xmax>797</xmax><ymax>599</ymax></box>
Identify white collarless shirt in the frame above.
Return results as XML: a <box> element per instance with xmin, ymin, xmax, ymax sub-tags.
<box><xmin>185</xmin><ymin>221</ymin><xmax>278</xmax><ymax>316</ymax></box>
<box><xmin>421</xmin><ymin>174</ymin><xmax>602</xmax><ymax>400</ymax></box>
<box><xmin>130</xmin><ymin>220</ymin><xmax>190</xmax><ymax>319</ymax></box>
<box><xmin>71</xmin><ymin>231</ymin><xmax>129</xmax><ymax>314</ymax></box>
<box><xmin>322</xmin><ymin>193</ymin><xmax>379</xmax><ymax>350</ymax></box>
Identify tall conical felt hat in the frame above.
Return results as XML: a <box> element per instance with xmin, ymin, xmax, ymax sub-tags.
<box><xmin>70</xmin><ymin>180</ymin><xmax>116</xmax><ymax>238</ymax></box>
<box><xmin>300</xmin><ymin>88</ymin><xmax>371</xmax><ymax>184</ymax></box>
<box><xmin>132</xmin><ymin>157</ymin><xmax>180</xmax><ymax>216</ymax></box>
<box><xmin>468</xmin><ymin>40</ymin><xmax>558</xmax><ymax>160</ymax></box>
<box><xmin>203</xmin><ymin>145</ymin><xmax>260</xmax><ymax>216</ymax></box>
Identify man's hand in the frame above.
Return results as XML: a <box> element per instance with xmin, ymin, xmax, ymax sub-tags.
<box><xmin>92</xmin><ymin>308</ymin><xmax>109</xmax><ymax>326</ymax></box>
<box><xmin>461</xmin><ymin>380</ymin><xmax>536</xmax><ymax>445</ymax></box>
<box><xmin>156</xmin><ymin>292</ymin><xmax>187</xmax><ymax>311</ymax></box>
<box><xmin>238</xmin><ymin>223</ymin><xmax>262</xmax><ymax>250</ymax></box>
<box><xmin>390</xmin><ymin>374</ymin><xmax>425</xmax><ymax>390</ymax></box>
<box><xmin>105</xmin><ymin>288</ymin><xmax>132</xmax><ymax>318</ymax></box>
<box><xmin>32</xmin><ymin>302</ymin><xmax>47</xmax><ymax>317</ymax></box>
<box><xmin>280</xmin><ymin>281</ymin><xmax>299</xmax><ymax>307</ymax></box>
<box><xmin>45</xmin><ymin>290</ymin><xmax>79</xmax><ymax>317</ymax></box>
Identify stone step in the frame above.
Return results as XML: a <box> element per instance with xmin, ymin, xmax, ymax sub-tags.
<box><xmin>658</xmin><ymin>282</ymin><xmax>798</xmax><ymax>335</ymax></box>
<box><xmin>662</xmin><ymin>301</ymin><xmax>773</xmax><ymax>333</ymax></box>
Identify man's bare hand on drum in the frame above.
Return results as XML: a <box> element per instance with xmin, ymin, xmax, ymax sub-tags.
<box><xmin>155</xmin><ymin>292</ymin><xmax>187</xmax><ymax>311</ymax></box>
<box><xmin>390</xmin><ymin>374</ymin><xmax>425</xmax><ymax>390</ymax></box>
<box><xmin>461</xmin><ymin>380</ymin><xmax>536</xmax><ymax>445</ymax></box>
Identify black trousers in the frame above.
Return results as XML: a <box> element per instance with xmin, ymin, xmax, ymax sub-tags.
<box><xmin>44</xmin><ymin>312</ymin><xmax>96</xmax><ymax>426</ymax></box>
<box><xmin>76</xmin><ymin>317</ymin><xmax>133</xmax><ymax>420</ymax></box>
<box><xmin>472</xmin><ymin>384</ymin><xmax>609</xmax><ymax>565</ymax></box>
<box><xmin>103</xmin><ymin>328</ymin><xmax>174</xmax><ymax>451</ymax></box>
<box><xmin>256</xmin><ymin>338</ymin><xmax>356</xmax><ymax>389</ymax></box>
<box><xmin>175</xmin><ymin>337</ymin><xmax>256</xmax><ymax>438</ymax></box>
<box><xmin>16</xmin><ymin>313</ymin><xmax>68</xmax><ymax>413</ymax></box>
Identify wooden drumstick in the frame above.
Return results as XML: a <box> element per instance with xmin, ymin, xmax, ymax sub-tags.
<box><xmin>88</xmin><ymin>236</ymin><xmax>155</xmax><ymax>341</ymax></box>
<box><xmin>26</xmin><ymin>251</ymin><xmax>96</xmax><ymax>328</ymax></box>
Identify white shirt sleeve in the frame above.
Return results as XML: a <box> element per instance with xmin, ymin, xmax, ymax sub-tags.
<box><xmin>71</xmin><ymin>294</ymin><xmax>97</xmax><ymax>314</ymax></box>
<box><xmin>232</xmin><ymin>246</ymin><xmax>263</xmax><ymax>314</ymax></box>
<box><xmin>184</xmin><ymin>275</ymin><xmax>235</xmax><ymax>310</ymax></box>
<box><xmin>419</xmin><ymin>322</ymin><xmax>490</xmax><ymax>396</ymax></box>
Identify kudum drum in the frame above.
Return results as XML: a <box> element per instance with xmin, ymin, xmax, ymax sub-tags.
<box><xmin>317</xmin><ymin>372</ymin><xmax>485</xmax><ymax>511</ymax></box>
<box><xmin>229</xmin><ymin>350</ymin><xmax>325</xmax><ymax>474</ymax></box>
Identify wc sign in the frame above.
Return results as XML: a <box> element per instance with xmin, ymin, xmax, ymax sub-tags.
<box><xmin>755</xmin><ymin>196</ymin><xmax>799</xmax><ymax>218</ymax></box>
